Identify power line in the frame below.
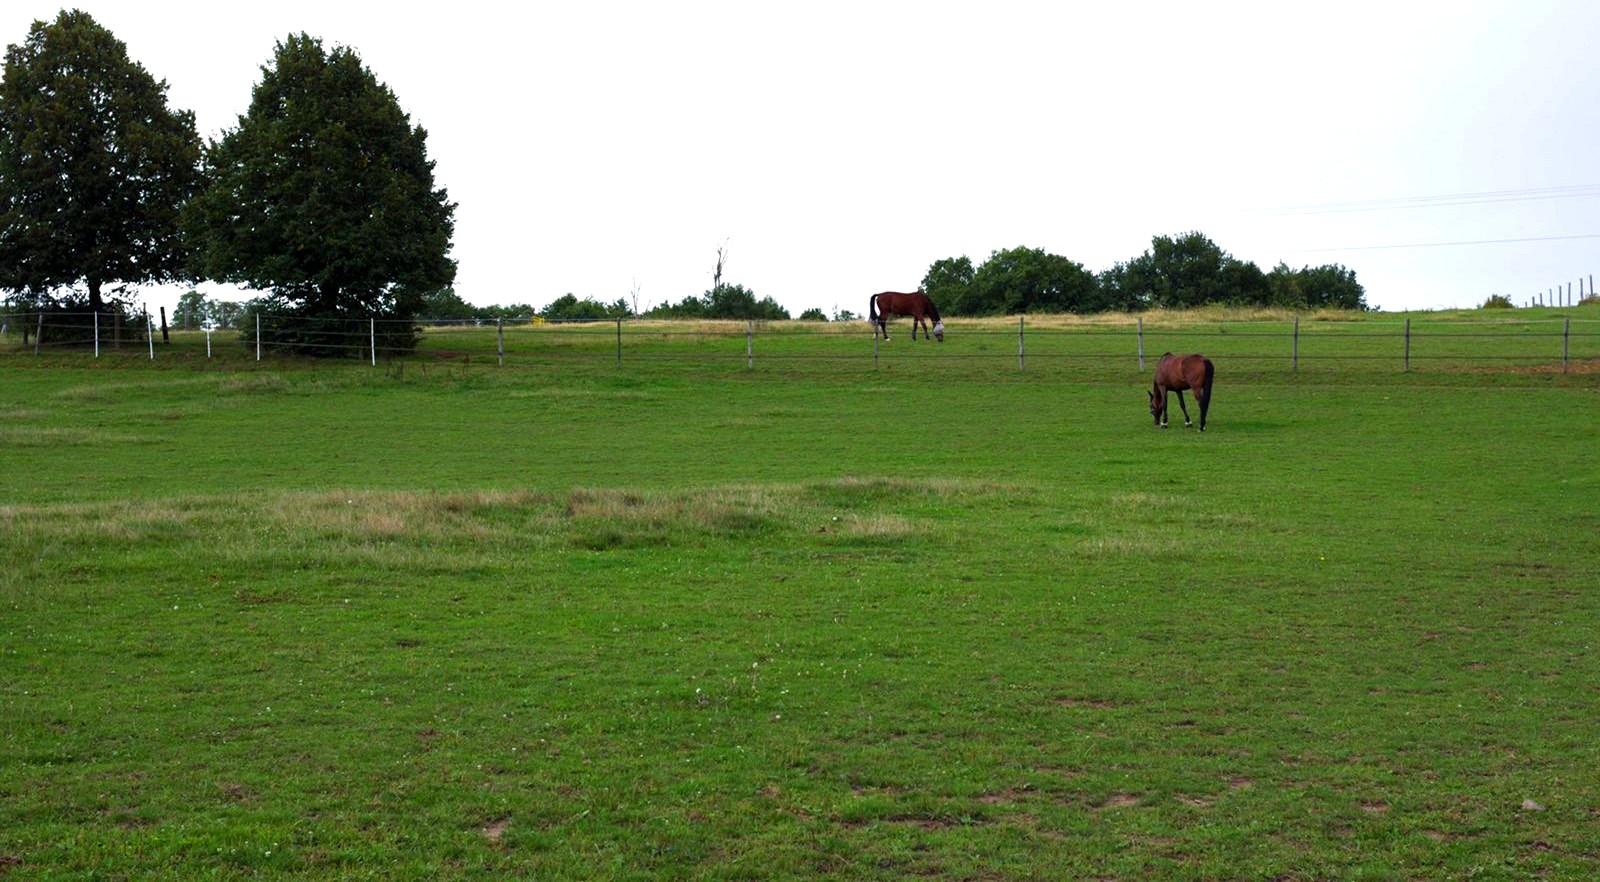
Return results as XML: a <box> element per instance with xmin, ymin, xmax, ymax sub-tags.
<box><xmin>1280</xmin><ymin>233</ymin><xmax>1600</xmax><ymax>254</ymax></box>
<box><xmin>1254</xmin><ymin>184</ymin><xmax>1600</xmax><ymax>216</ymax></box>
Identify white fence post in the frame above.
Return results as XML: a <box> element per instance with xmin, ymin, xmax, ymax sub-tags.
<box><xmin>256</xmin><ymin>314</ymin><xmax>261</xmax><ymax>362</ymax></box>
<box><xmin>370</xmin><ymin>318</ymin><xmax>376</xmax><ymax>366</ymax></box>
<box><xmin>145</xmin><ymin>309</ymin><xmax>155</xmax><ymax>360</ymax></box>
<box><xmin>94</xmin><ymin>311</ymin><xmax>100</xmax><ymax>358</ymax></box>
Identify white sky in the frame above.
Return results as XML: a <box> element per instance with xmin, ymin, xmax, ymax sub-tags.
<box><xmin>6</xmin><ymin>1</ymin><xmax>1599</xmax><ymax>316</ymax></box>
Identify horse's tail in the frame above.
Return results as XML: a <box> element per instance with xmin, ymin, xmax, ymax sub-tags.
<box><xmin>869</xmin><ymin>293</ymin><xmax>879</xmax><ymax>323</ymax></box>
<box><xmin>1202</xmin><ymin>357</ymin><xmax>1215</xmax><ymax>397</ymax></box>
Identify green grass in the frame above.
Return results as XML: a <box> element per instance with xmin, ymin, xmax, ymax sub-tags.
<box><xmin>3</xmin><ymin>315</ymin><xmax>1599</xmax><ymax>879</ymax></box>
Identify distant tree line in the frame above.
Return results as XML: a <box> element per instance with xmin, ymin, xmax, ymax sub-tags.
<box><xmin>1</xmin><ymin>11</ymin><xmax>1367</xmax><ymax>362</ymax></box>
<box><xmin>924</xmin><ymin>233</ymin><xmax>1367</xmax><ymax>316</ymax></box>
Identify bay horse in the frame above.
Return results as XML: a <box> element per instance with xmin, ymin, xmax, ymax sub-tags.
<box><xmin>1149</xmin><ymin>352</ymin><xmax>1214</xmax><ymax>431</ymax></box>
<box><xmin>869</xmin><ymin>291</ymin><xmax>943</xmax><ymax>342</ymax></box>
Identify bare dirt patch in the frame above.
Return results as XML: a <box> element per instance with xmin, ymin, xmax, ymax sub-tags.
<box><xmin>1099</xmin><ymin>793</ymin><xmax>1140</xmax><ymax>810</ymax></box>
<box><xmin>1053</xmin><ymin>696</ymin><xmax>1124</xmax><ymax>709</ymax></box>
<box><xmin>482</xmin><ymin>816</ymin><xmax>510</xmax><ymax>843</ymax></box>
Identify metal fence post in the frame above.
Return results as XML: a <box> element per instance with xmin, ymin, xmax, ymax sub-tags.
<box><xmin>370</xmin><ymin>318</ymin><xmax>377</xmax><ymax>366</ymax></box>
<box><xmin>145</xmin><ymin>309</ymin><xmax>155</xmax><ymax>360</ymax></box>
<box><xmin>1403</xmin><ymin>318</ymin><xmax>1411</xmax><ymax>372</ymax></box>
<box><xmin>94</xmin><ymin>311</ymin><xmax>100</xmax><ymax>358</ymax></box>
<box><xmin>34</xmin><ymin>311</ymin><xmax>43</xmax><ymax>356</ymax></box>
<box><xmin>1137</xmin><ymin>316</ymin><xmax>1145</xmax><ymax>371</ymax></box>
<box><xmin>256</xmin><ymin>313</ymin><xmax>261</xmax><ymax>362</ymax></box>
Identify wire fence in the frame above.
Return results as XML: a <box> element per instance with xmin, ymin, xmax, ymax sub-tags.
<box><xmin>2</xmin><ymin>311</ymin><xmax>1597</xmax><ymax>376</ymax></box>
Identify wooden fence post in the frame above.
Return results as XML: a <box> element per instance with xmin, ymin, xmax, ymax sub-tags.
<box><xmin>616</xmin><ymin>318</ymin><xmax>622</xmax><ymax>367</ymax></box>
<box><xmin>94</xmin><ymin>311</ymin><xmax>100</xmax><ymax>358</ymax></box>
<box><xmin>1137</xmin><ymin>316</ymin><xmax>1145</xmax><ymax>371</ymax></box>
<box><xmin>746</xmin><ymin>320</ymin><xmax>753</xmax><ymax>370</ymax></box>
<box><xmin>370</xmin><ymin>318</ymin><xmax>377</xmax><ymax>366</ymax></box>
<box><xmin>1018</xmin><ymin>315</ymin><xmax>1025</xmax><ymax>371</ymax></box>
<box><xmin>145</xmin><ymin>309</ymin><xmax>155</xmax><ymax>360</ymax></box>
<box><xmin>497</xmin><ymin>318</ymin><xmax>505</xmax><ymax>367</ymax></box>
<box><xmin>1292</xmin><ymin>316</ymin><xmax>1299</xmax><ymax>373</ymax></box>
<box><xmin>873</xmin><ymin>326</ymin><xmax>879</xmax><ymax>368</ymax></box>
<box><xmin>1403</xmin><ymin>318</ymin><xmax>1411</xmax><ymax>372</ymax></box>
<box><xmin>34</xmin><ymin>311</ymin><xmax>43</xmax><ymax>355</ymax></box>
<box><xmin>1564</xmin><ymin>316</ymin><xmax>1571</xmax><ymax>372</ymax></box>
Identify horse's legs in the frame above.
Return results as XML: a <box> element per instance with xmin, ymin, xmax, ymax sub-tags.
<box><xmin>913</xmin><ymin>317</ymin><xmax>924</xmax><ymax>340</ymax></box>
<box><xmin>1175</xmin><ymin>389</ymin><xmax>1192</xmax><ymax>428</ymax></box>
<box><xmin>1159</xmin><ymin>389</ymin><xmax>1169</xmax><ymax>428</ymax></box>
<box><xmin>1197</xmin><ymin>389</ymin><xmax>1209</xmax><ymax>432</ymax></box>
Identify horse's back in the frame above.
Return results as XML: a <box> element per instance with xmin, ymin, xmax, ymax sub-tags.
<box><xmin>875</xmin><ymin>291</ymin><xmax>931</xmax><ymax>314</ymax></box>
<box><xmin>1157</xmin><ymin>352</ymin><xmax>1211</xmax><ymax>390</ymax></box>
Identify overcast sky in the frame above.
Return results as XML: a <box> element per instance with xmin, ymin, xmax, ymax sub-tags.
<box><xmin>6</xmin><ymin>1</ymin><xmax>1599</xmax><ymax>316</ymax></box>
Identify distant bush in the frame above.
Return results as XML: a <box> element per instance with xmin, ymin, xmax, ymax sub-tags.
<box><xmin>1481</xmin><ymin>294</ymin><xmax>1515</xmax><ymax>309</ymax></box>
<box><xmin>797</xmin><ymin>308</ymin><xmax>828</xmax><ymax>321</ymax></box>
<box><xmin>1581</xmin><ymin>294</ymin><xmax>1599</xmax><ymax>306</ymax></box>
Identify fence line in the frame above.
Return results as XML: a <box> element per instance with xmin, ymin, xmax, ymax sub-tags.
<box><xmin>2</xmin><ymin>311</ymin><xmax>1597</xmax><ymax>374</ymax></box>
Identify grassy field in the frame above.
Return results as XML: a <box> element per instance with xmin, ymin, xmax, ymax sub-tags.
<box><xmin>3</xmin><ymin>309</ymin><xmax>1599</xmax><ymax>879</ymax></box>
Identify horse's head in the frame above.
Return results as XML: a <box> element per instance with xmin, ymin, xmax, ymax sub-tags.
<box><xmin>932</xmin><ymin>321</ymin><xmax>944</xmax><ymax>343</ymax></box>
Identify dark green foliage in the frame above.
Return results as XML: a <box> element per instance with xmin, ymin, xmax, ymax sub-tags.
<box><xmin>417</xmin><ymin>289</ymin><xmax>539</xmax><ymax>322</ymax></box>
<box><xmin>1481</xmin><ymin>293</ymin><xmax>1515</xmax><ymax>309</ymax></box>
<box><xmin>797</xmin><ymin>307</ymin><xmax>828</xmax><ymax>321</ymax></box>
<box><xmin>171</xmin><ymin>290</ymin><xmax>207</xmax><ymax>329</ymax></box>
<box><xmin>919</xmin><ymin>256</ymin><xmax>975</xmax><ymax>314</ymax></box>
<box><xmin>418</xmin><ymin>287</ymin><xmax>476</xmax><ymax>321</ymax></box>
<box><xmin>185</xmin><ymin>34</ymin><xmax>455</xmax><ymax>356</ymax></box>
<box><xmin>0</xmin><ymin>10</ymin><xmax>201</xmax><ymax>314</ymax></box>
<box><xmin>540</xmin><ymin>294</ymin><xmax>628</xmax><ymax>321</ymax></box>
<box><xmin>1110</xmin><ymin>232</ymin><xmax>1269</xmax><ymax>309</ymax></box>
<box><xmin>1269</xmin><ymin>262</ymin><xmax>1368</xmax><ymax>310</ymax></box>
<box><xmin>966</xmin><ymin>246</ymin><xmax>1101</xmax><ymax>314</ymax></box>
<box><xmin>644</xmin><ymin>284</ymin><xmax>790</xmax><ymax>320</ymax></box>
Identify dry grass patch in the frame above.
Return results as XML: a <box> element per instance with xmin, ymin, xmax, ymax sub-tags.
<box><xmin>0</xmin><ymin>426</ymin><xmax>145</xmax><ymax>447</ymax></box>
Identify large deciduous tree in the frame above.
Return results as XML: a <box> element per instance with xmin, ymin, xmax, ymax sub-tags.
<box><xmin>0</xmin><ymin>10</ymin><xmax>201</xmax><ymax>314</ymax></box>
<box><xmin>968</xmin><ymin>246</ymin><xmax>1100</xmax><ymax>314</ymax></box>
<box><xmin>186</xmin><ymin>33</ymin><xmax>455</xmax><ymax>354</ymax></box>
<box><xmin>1111</xmin><ymin>232</ymin><xmax>1269</xmax><ymax>309</ymax></box>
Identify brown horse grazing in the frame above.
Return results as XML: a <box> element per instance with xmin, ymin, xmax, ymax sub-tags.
<box><xmin>1149</xmin><ymin>352</ymin><xmax>1214</xmax><ymax>431</ymax></box>
<box><xmin>869</xmin><ymin>291</ymin><xmax>944</xmax><ymax>342</ymax></box>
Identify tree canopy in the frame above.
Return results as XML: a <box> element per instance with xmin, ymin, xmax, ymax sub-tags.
<box><xmin>644</xmin><ymin>284</ymin><xmax>790</xmax><ymax>320</ymax></box>
<box><xmin>0</xmin><ymin>10</ymin><xmax>201</xmax><ymax>313</ymax></box>
<box><xmin>929</xmin><ymin>233</ymin><xmax>1366</xmax><ymax>316</ymax></box>
<box><xmin>184</xmin><ymin>33</ymin><xmax>455</xmax><ymax>352</ymax></box>
<box><xmin>965</xmin><ymin>246</ymin><xmax>1101</xmax><ymax>314</ymax></box>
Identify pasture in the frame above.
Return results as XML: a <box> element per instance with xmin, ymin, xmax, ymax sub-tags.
<box><xmin>2</xmin><ymin>311</ymin><xmax>1599</xmax><ymax>879</ymax></box>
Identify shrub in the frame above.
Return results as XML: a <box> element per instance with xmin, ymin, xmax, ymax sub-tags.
<box><xmin>1481</xmin><ymin>294</ymin><xmax>1515</xmax><ymax>309</ymax></box>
